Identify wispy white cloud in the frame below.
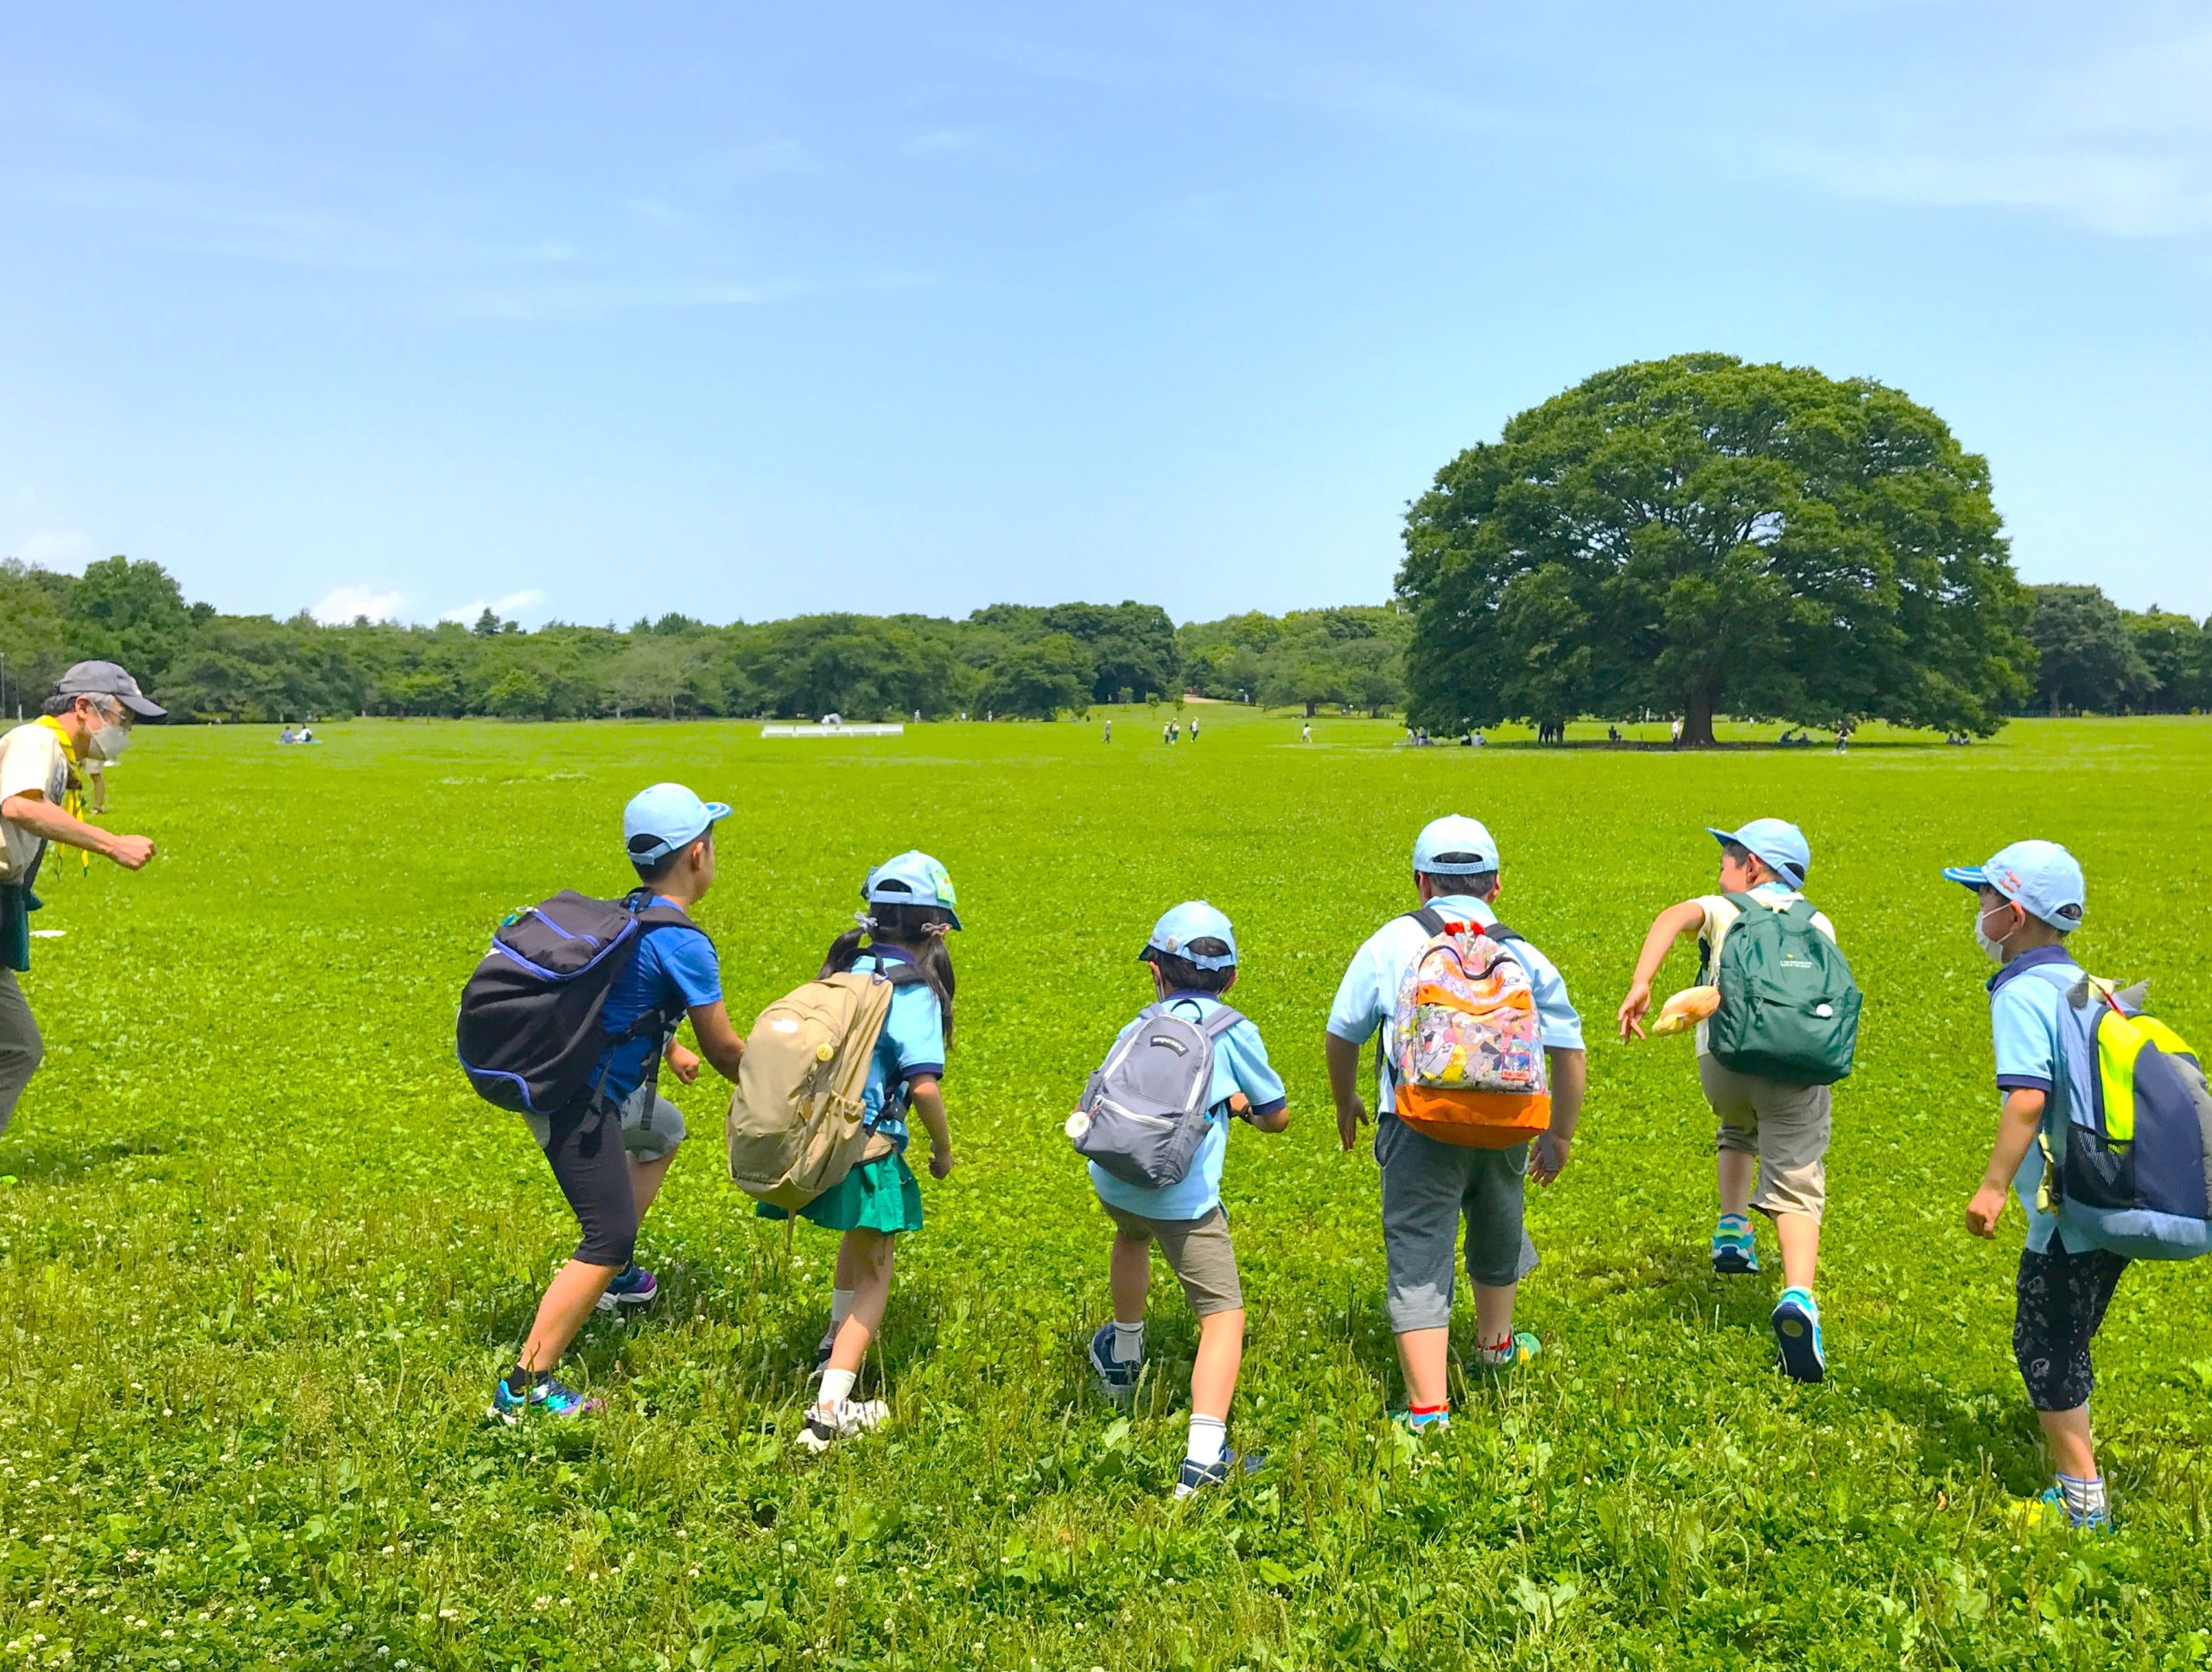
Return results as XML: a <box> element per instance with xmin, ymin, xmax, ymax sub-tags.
<box><xmin>9</xmin><ymin>529</ymin><xmax>95</xmax><ymax>570</ymax></box>
<box><xmin>905</xmin><ymin>127</ymin><xmax>983</xmax><ymax>156</ymax></box>
<box><xmin>453</xmin><ymin>276</ymin><xmax>805</xmax><ymax>321</ymax></box>
<box><xmin>710</xmin><ymin>137</ymin><xmax>829</xmax><ymax>180</ymax></box>
<box><xmin>1773</xmin><ymin>143</ymin><xmax>2212</xmax><ymax>238</ymax></box>
<box><xmin>312</xmin><ymin>584</ymin><xmax>406</xmax><ymax>624</ymax></box>
<box><xmin>440</xmin><ymin>588</ymin><xmax>546</xmax><ymax>624</ymax></box>
<box><xmin>1755</xmin><ymin>19</ymin><xmax>2212</xmax><ymax>238</ymax></box>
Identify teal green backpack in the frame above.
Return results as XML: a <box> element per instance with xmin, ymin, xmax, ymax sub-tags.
<box><xmin>1703</xmin><ymin>892</ymin><xmax>1861</xmax><ymax>1085</ymax></box>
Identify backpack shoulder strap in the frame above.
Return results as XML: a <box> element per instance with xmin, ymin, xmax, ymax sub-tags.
<box><xmin>1483</xmin><ymin>922</ymin><xmax>1520</xmax><ymax>944</ymax></box>
<box><xmin>1719</xmin><ymin>890</ymin><xmax>1765</xmax><ymax>915</ymax></box>
<box><xmin>1402</xmin><ymin>906</ymin><xmax>1448</xmax><ymax>937</ymax></box>
<box><xmin>1198</xmin><ymin>1004</ymin><xmax>1247</xmax><ymax>1039</ymax></box>
<box><xmin>880</xmin><ymin>963</ymin><xmax>928</xmax><ymax>989</ymax></box>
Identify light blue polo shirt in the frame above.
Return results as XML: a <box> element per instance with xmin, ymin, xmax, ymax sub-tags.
<box><xmin>1325</xmin><ymin>894</ymin><xmax>1584</xmax><ymax>1116</ymax></box>
<box><xmin>593</xmin><ymin>903</ymin><xmax>721</xmax><ymax>1104</ymax></box>
<box><xmin>853</xmin><ymin>948</ymin><xmax>947</xmax><ymax>1154</ymax></box>
<box><xmin>1987</xmin><ymin>944</ymin><xmax>2087</xmax><ymax>1254</ymax></box>
<box><xmin>1089</xmin><ymin>991</ymin><xmax>1287</xmax><ymax>1223</ymax></box>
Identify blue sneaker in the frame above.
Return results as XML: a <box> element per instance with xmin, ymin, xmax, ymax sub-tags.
<box><xmin>1087</xmin><ymin>1323</ymin><xmax>1141</xmax><ymax>1397</ymax></box>
<box><xmin>594</xmin><ymin>1262</ymin><xmax>658</xmax><ymax>1313</ymax></box>
<box><xmin>1174</xmin><ymin>1448</ymin><xmax>1263</xmax><ymax>1498</ymax></box>
<box><xmin>487</xmin><ymin>1374</ymin><xmax>604</xmax><ymax>1425</ymax></box>
<box><xmin>1711</xmin><ymin>1223</ymin><xmax>1759</xmax><ymax>1275</ymax></box>
<box><xmin>1771</xmin><ymin>1288</ymin><xmax>1825</xmax><ymax>1383</ymax></box>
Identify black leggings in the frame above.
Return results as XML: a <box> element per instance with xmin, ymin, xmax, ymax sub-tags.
<box><xmin>2014</xmin><ymin>1241</ymin><xmax>2131</xmax><ymax>1412</ymax></box>
<box><xmin>538</xmin><ymin>1098</ymin><xmax>637</xmax><ymax>1268</ymax></box>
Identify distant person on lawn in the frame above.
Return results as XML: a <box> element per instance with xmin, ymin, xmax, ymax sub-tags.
<box><xmin>489</xmin><ymin>783</ymin><xmax>747</xmax><ymax>1424</ymax></box>
<box><xmin>1616</xmin><ymin>818</ymin><xmax>1842</xmax><ymax>1381</ymax></box>
<box><xmin>1079</xmin><ymin>901</ymin><xmax>1288</xmax><ymax>1496</ymax></box>
<box><xmin>1325</xmin><ymin>816</ymin><xmax>1586</xmax><ymax>1430</ymax></box>
<box><xmin>0</xmin><ymin>662</ymin><xmax>162</xmax><ymax>1135</ymax></box>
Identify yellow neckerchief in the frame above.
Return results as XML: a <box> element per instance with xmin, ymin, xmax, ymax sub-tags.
<box><xmin>32</xmin><ymin>715</ymin><xmax>92</xmax><ymax>869</ymax></box>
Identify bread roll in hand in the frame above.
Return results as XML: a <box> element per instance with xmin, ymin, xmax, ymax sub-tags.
<box><xmin>1650</xmin><ymin>985</ymin><xmax>1719</xmax><ymax>1038</ymax></box>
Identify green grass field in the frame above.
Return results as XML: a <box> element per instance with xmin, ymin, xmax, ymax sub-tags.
<box><xmin>4</xmin><ymin>706</ymin><xmax>2210</xmax><ymax>1669</ymax></box>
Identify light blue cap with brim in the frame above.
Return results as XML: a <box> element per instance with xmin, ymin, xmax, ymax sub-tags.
<box><xmin>1707</xmin><ymin>818</ymin><xmax>1811</xmax><ymax>889</ymax></box>
<box><xmin>1412</xmin><ymin>815</ymin><xmax>1500</xmax><ymax>874</ymax></box>
<box><xmin>623</xmin><ymin>782</ymin><xmax>731</xmax><ymax>865</ymax></box>
<box><xmin>1141</xmin><ymin>900</ymin><xmax>1239</xmax><ymax>970</ymax></box>
<box><xmin>862</xmin><ymin>850</ymin><xmax>963</xmax><ymax>930</ymax></box>
<box><xmin>1942</xmin><ymin>839</ymin><xmax>2085</xmax><ymax>932</ymax></box>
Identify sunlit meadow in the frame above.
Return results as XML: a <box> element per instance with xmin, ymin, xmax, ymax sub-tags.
<box><xmin>3</xmin><ymin>707</ymin><xmax>2209</xmax><ymax>1669</ymax></box>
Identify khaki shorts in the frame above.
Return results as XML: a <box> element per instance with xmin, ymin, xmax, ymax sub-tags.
<box><xmin>1100</xmin><ymin>1201</ymin><xmax>1243</xmax><ymax>1317</ymax></box>
<box><xmin>1699</xmin><ymin>1054</ymin><xmax>1829</xmax><ymax>1220</ymax></box>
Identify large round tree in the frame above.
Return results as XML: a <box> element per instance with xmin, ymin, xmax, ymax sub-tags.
<box><xmin>1398</xmin><ymin>353</ymin><xmax>2032</xmax><ymax>744</ymax></box>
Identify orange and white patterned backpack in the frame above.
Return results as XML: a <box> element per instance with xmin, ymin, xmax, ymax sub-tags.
<box><xmin>1388</xmin><ymin>907</ymin><xmax>1551</xmax><ymax>1148</ymax></box>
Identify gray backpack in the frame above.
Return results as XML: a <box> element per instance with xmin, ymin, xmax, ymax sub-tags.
<box><xmin>1068</xmin><ymin>1001</ymin><xmax>1245</xmax><ymax>1189</ymax></box>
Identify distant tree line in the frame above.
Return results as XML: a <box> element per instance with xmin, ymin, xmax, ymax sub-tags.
<box><xmin>0</xmin><ymin>557</ymin><xmax>1425</xmax><ymax>724</ymax></box>
<box><xmin>2026</xmin><ymin>585</ymin><xmax>2212</xmax><ymax>715</ymax></box>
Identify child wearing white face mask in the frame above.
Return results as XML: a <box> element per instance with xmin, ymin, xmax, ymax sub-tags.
<box><xmin>1944</xmin><ymin>839</ymin><xmax>2118</xmax><ymax>1533</ymax></box>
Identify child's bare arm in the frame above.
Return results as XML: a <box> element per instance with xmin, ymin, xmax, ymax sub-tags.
<box><xmin>1233</xmin><ymin>1091</ymin><xmax>1290</xmax><ymax>1134</ymax></box>
<box><xmin>1966</xmin><ymin>1089</ymin><xmax>2044</xmax><ymax>1237</ymax></box>
<box><xmin>909</xmin><ymin>1077</ymin><xmax>954</xmax><ymax>1178</ymax></box>
<box><xmin>1618</xmin><ymin>900</ymin><xmax>1708</xmax><ymax>1039</ymax></box>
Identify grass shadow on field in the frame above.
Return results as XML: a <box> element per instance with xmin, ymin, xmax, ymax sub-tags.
<box><xmin>0</xmin><ymin>1129</ymin><xmax>171</xmax><ymax>1185</ymax></box>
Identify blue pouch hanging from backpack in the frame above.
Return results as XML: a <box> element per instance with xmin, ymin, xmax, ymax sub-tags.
<box><xmin>2031</xmin><ymin>967</ymin><xmax>2212</xmax><ymax>1260</ymax></box>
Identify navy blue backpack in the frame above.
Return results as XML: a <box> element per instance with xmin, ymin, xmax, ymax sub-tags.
<box><xmin>455</xmin><ymin>890</ymin><xmax>697</xmax><ymax>1116</ymax></box>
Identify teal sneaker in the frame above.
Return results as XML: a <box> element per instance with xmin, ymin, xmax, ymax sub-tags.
<box><xmin>1771</xmin><ymin>1288</ymin><xmax>1825</xmax><ymax>1383</ymax></box>
<box><xmin>1711</xmin><ymin>1222</ymin><xmax>1759</xmax><ymax>1275</ymax></box>
<box><xmin>2013</xmin><ymin>1484</ymin><xmax>2113</xmax><ymax>1535</ymax></box>
<box><xmin>487</xmin><ymin>1373</ymin><xmax>604</xmax><ymax>1425</ymax></box>
<box><xmin>1468</xmin><ymin>1331</ymin><xmax>1541</xmax><ymax>1376</ymax></box>
<box><xmin>1389</xmin><ymin>1408</ymin><xmax>1452</xmax><ymax>1436</ymax></box>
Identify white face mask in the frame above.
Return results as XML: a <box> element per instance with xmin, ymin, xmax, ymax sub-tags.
<box><xmin>87</xmin><ymin>710</ymin><xmax>130</xmax><ymax>760</ymax></box>
<box><xmin>1975</xmin><ymin>902</ymin><xmax>2016</xmax><ymax>963</ymax></box>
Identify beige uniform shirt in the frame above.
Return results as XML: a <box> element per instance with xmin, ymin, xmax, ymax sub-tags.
<box><xmin>0</xmin><ymin>723</ymin><xmax>69</xmax><ymax>883</ymax></box>
<box><xmin>1692</xmin><ymin>887</ymin><xmax>1837</xmax><ymax>1055</ymax></box>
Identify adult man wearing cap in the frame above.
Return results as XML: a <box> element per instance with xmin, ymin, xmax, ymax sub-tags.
<box><xmin>1324</xmin><ymin>815</ymin><xmax>1587</xmax><ymax>1431</ymax></box>
<box><xmin>0</xmin><ymin>663</ymin><xmax>162</xmax><ymax>1134</ymax></box>
<box><xmin>491</xmin><ymin>782</ymin><xmax>747</xmax><ymax>1423</ymax></box>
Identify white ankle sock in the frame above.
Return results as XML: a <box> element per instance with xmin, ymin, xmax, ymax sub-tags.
<box><xmin>1113</xmin><ymin>1320</ymin><xmax>1145</xmax><ymax>1364</ymax></box>
<box><xmin>818</xmin><ymin>1367</ymin><xmax>856</xmax><ymax>1408</ymax></box>
<box><xmin>2057</xmin><ymin>1472</ymin><xmax>2107</xmax><ymax>1518</ymax></box>
<box><xmin>1185</xmin><ymin>1414</ymin><xmax>1227</xmax><ymax>1468</ymax></box>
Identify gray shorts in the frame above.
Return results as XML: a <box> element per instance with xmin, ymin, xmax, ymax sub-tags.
<box><xmin>1699</xmin><ymin>1055</ymin><xmax>1829</xmax><ymax>1220</ymax></box>
<box><xmin>524</xmin><ymin>1084</ymin><xmax>686</xmax><ymax>1164</ymax></box>
<box><xmin>1376</xmin><ymin>1112</ymin><xmax>1538</xmax><ymax>1333</ymax></box>
<box><xmin>1100</xmin><ymin>1201</ymin><xmax>1244</xmax><ymax>1317</ymax></box>
<box><xmin>0</xmin><ymin>965</ymin><xmax>41</xmax><ymax>1135</ymax></box>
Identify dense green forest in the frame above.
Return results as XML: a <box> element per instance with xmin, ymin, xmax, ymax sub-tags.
<box><xmin>0</xmin><ymin>553</ymin><xmax>2202</xmax><ymax>725</ymax></box>
<box><xmin>0</xmin><ymin>556</ymin><xmax>1410</xmax><ymax>723</ymax></box>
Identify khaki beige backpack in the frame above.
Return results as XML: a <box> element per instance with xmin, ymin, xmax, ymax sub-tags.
<box><xmin>727</xmin><ymin>966</ymin><xmax>924</xmax><ymax>1210</ymax></box>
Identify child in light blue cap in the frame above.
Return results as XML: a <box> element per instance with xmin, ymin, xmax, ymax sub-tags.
<box><xmin>1618</xmin><ymin>817</ymin><xmax>1840</xmax><ymax>1383</ymax></box>
<box><xmin>1079</xmin><ymin>900</ymin><xmax>1287</xmax><ymax>1497</ymax></box>
<box><xmin>761</xmin><ymin>849</ymin><xmax>963</xmax><ymax>1453</ymax></box>
<box><xmin>1945</xmin><ymin>839</ymin><xmax>2117</xmax><ymax>1533</ymax></box>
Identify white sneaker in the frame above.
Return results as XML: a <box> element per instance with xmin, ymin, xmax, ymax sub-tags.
<box><xmin>797</xmin><ymin>1397</ymin><xmax>889</xmax><ymax>1453</ymax></box>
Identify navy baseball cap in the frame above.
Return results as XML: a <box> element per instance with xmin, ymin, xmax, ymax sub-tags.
<box><xmin>1942</xmin><ymin>839</ymin><xmax>2085</xmax><ymax>932</ymax></box>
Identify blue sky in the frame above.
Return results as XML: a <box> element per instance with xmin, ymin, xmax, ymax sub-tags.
<box><xmin>3</xmin><ymin>3</ymin><xmax>2208</xmax><ymax>628</ymax></box>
